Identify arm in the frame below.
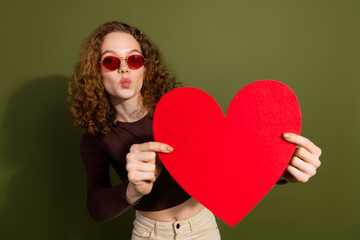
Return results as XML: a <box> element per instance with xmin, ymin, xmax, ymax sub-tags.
<box><xmin>80</xmin><ymin>135</ymin><xmax>172</xmax><ymax>221</ymax></box>
<box><xmin>278</xmin><ymin>133</ymin><xmax>322</xmax><ymax>184</ymax></box>
<box><xmin>80</xmin><ymin>134</ymin><xmax>134</xmax><ymax>222</ymax></box>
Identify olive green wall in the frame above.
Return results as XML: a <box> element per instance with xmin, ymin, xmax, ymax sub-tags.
<box><xmin>0</xmin><ymin>0</ymin><xmax>359</xmax><ymax>239</ymax></box>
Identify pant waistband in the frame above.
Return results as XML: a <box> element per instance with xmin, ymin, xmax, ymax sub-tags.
<box><xmin>135</xmin><ymin>206</ymin><xmax>210</xmax><ymax>231</ymax></box>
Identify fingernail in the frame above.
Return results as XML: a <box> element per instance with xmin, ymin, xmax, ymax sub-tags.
<box><xmin>166</xmin><ymin>146</ymin><xmax>173</xmax><ymax>152</ymax></box>
<box><xmin>283</xmin><ymin>133</ymin><xmax>291</xmax><ymax>138</ymax></box>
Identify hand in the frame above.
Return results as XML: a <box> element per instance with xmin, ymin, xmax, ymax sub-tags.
<box><xmin>278</xmin><ymin>133</ymin><xmax>322</xmax><ymax>184</ymax></box>
<box><xmin>125</xmin><ymin>142</ymin><xmax>173</xmax><ymax>204</ymax></box>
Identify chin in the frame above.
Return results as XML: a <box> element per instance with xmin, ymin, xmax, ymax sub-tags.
<box><xmin>117</xmin><ymin>90</ymin><xmax>140</xmax><ymax>100</ymax></box>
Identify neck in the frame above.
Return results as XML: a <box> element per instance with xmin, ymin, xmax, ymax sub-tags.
<box><xmin>110</xmin><ymin>95</ymin><xmax>148</xmax><ymax>123</ymax></box>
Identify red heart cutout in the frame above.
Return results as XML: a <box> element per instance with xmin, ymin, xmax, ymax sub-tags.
<box><xmin>153</xmin><ymin>80</ymin><xmax>301</xmax><ymax>226</ymax></box>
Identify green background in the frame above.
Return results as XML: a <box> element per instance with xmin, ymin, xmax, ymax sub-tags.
<box><xmin>0</xmin><ymin>0</ymin><xmax>359</xmax><ymax>239</ymax></box>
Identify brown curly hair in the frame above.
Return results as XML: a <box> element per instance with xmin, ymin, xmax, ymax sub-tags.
<box><xmin>68</xmin><ymin>21</ymin><xmax>181</xmax><ymax>136</ymax></box>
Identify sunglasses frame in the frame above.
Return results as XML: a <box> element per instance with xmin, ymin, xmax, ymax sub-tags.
<box><xmin>99</xmin><ymin>54</ymin><xmax>146</xmax><ymax>70</ymax></box>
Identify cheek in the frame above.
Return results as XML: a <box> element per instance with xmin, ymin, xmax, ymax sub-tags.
<box><xmin>101</xmin><ymin>72</ymin><xmax>116</xmax><ymax>91</ymax></box>
<box><xmin>138</xmin><ymin>68</ymin><xmax>146</xmax><ymax>86</ymax></box>
<box><xmin>100</xmin><ymin>73</ymin><xmax>107</xmax><ymax>86</ymax></box>
<box><xmin>101</xmin><ymin>64</ymin><xmax>115</xmax><ymax>73</ymax></box>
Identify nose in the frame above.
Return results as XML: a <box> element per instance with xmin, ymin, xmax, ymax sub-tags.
<box><xmin>118</xmin><ymin>58</ymin><xmax>129</xmax><ymax>73</ymax></box>
<box><xmin>119</xmin><ymin>68</ymin><xmax>129</xmax><ymax>73</ymax></box>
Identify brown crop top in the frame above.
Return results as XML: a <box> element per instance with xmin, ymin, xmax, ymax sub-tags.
<box><xmin>80</xmin><ymin>115</ymin><xmax>191</xmax><ymax>222</ymax></box>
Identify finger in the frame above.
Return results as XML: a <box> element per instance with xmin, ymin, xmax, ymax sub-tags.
<box><xmin>289</xmin><ymin>156</ymin><xmax>317</xmax><ymax>177</ymax></box>
<box><xmin>286</xmin><ymin>165</ymin><xmax>310</xmax><ymax>183</ymax></box>
<box><xmin>127</xmin><ymin>162</ymin><xmax>156</xmax><ymax>173</ymax></box>
<box><xmin>294</xmin><ymin>147</ymin><xmax>318</xmax><ymax>165</ymax></box>
<box><xmin>128</xmin><ymin>171</ymin><xmax>156</xmax><ymax>184</ymax></box>
<box><xmin>130</xmin><ymin>142</ymin><xmax>173</xmax><ymax>153</ymax></box>
<box><xmin>126</xmin><ymin>151</ymin><xmax>156</xmax><ymax>163</ymax></box>
<box><xmin>283</xmin><ymin>133</ymin><xmax>322</xmax><ymax>156</ymax></box>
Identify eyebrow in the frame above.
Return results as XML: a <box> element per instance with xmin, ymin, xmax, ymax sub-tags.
<box><xmin>101</xmin><ymin>49</ymin><xmax>141</xmax><ymax>57</ymax></box>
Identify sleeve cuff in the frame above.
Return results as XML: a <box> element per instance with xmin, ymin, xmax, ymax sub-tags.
<box><xmin>276</xmin><ymin>179</ymin><xmax>288</xmax><ymax>185</ymax></box>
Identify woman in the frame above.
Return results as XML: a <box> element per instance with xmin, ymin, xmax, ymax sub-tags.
<box><xmin>68</xmin><ymin>21</ymin><xmax>322</xmax><ymax>239</ymax></box>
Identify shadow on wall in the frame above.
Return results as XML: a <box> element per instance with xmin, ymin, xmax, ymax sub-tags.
<box><xmin>0</xmin><ymin>76</ymin><xmax>134</xmax><ymax>240</ymax></box>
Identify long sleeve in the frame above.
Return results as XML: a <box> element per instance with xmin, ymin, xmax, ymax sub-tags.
<box><xmin>79</xmin><ymin>116</ymin><xmax>191</xmax><ymax>216</ymax></box>
<box><xmin>80</xmin><ymin>133</ymin><xmax>133</xmax><ymax>222</ymax></box>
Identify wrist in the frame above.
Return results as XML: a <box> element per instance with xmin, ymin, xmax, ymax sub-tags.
<box><xmin>126</xmin><ymin>182</ymin><xmax>143</xmax><ymax>205</ymax></box>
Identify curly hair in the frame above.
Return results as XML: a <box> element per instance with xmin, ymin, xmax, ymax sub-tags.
<box><xmin>68</xmin><ymin>21</ymin><xmax>180</xmax><ymax>136</ymax></box>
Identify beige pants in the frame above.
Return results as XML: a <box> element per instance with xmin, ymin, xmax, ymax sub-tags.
<box><xmin>131</xmin><ymin>207</ymin><xmax>221</xmax><ymax>240</ymax></box>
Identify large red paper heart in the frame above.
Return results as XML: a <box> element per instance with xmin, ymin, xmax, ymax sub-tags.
<box><xmin>153</xmin><ymin>80</ymin><xmax>301</xmax><ymax>226</ymax></box>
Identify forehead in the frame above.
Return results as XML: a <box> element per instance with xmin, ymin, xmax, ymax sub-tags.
<box><xmin>101</xmin><ymin>32</ymin><xmax>141</xmax><ymax>54</ymax></box>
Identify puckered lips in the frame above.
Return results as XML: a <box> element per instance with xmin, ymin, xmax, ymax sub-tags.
<box><xmin>120</xmin><ymin>77</ymin><xmax>131</xmax><ymax>88</ymax></box>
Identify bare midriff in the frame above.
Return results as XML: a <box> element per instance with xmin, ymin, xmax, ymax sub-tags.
<box><xmin>137</xmin><ymin>197</ymin><xmax>204</xmax><ymax>222</ymax></box>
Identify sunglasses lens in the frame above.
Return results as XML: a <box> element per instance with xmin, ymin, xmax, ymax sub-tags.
<box><xmin>127</xmin><ymin>55</ymin><xmax>144</xmax><ymax>69</ymax></box>
<box><xmin>102</xmin><ymin>56</ymin><xmax>120</xmax><ymax>70</ymax></box>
